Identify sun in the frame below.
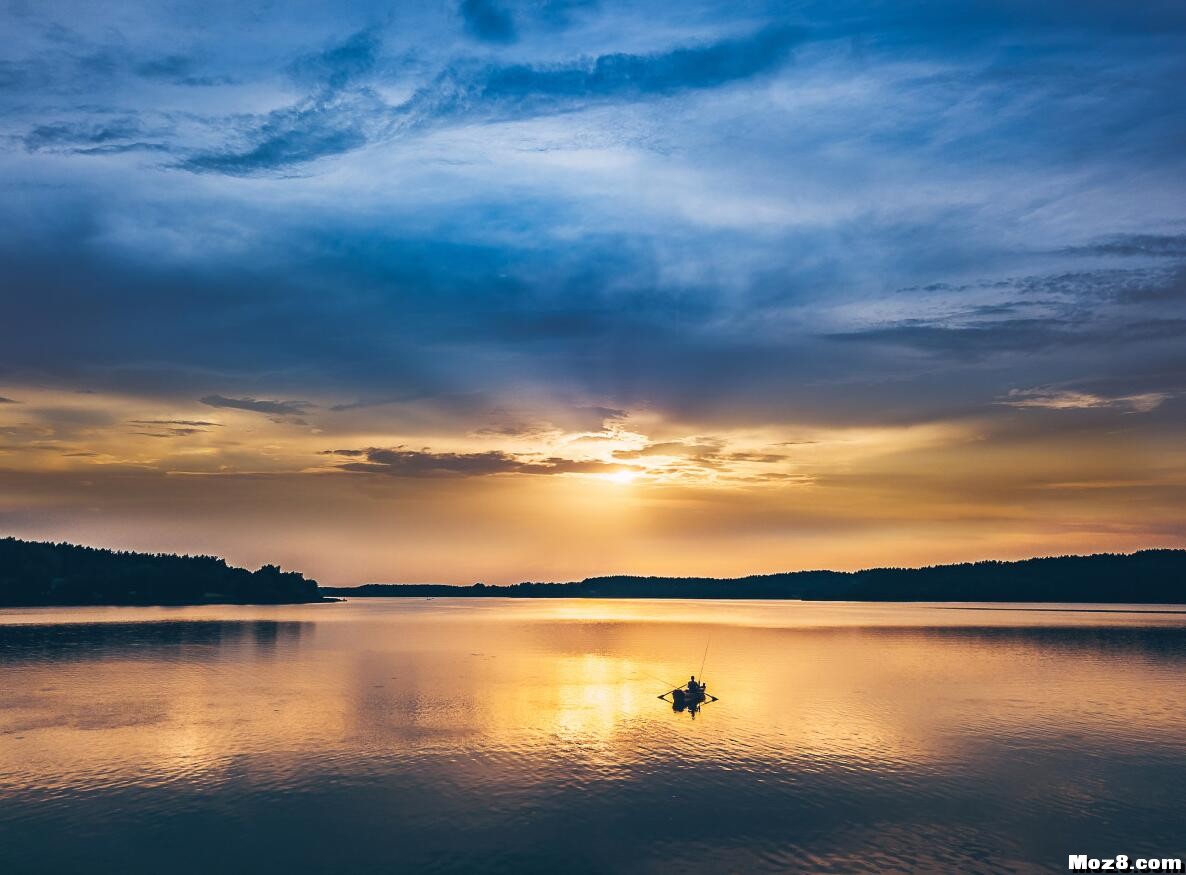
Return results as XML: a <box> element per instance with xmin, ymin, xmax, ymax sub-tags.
<box><xmin>603</xmin><ymin>469</ymin><xmax>641</xmax><ymax>485</ymax></box>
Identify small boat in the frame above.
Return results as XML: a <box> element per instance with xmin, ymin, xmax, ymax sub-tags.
<box><xmin>670</xmin><ymin>686</ymin><xmax>706</xmax><ymax>708</ymax></box>
<box><xmin>659</xmin><ymin>678</ymin><xmax>718</xmax><ymax>714</ymax></box>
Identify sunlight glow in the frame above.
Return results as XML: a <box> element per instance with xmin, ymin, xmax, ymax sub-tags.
<box><xmin>602</xmin><ymin>469</ymin><xmax>641</xmax><ymax>485</ymax></box>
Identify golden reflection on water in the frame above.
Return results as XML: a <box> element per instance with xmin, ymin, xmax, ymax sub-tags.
<box><xmin>3</xmin><ymin>600</ymin><xmax>1185</xmax><ymax>779</ymax></box>
<box><xmin>3</xmin><ymin>599</ymin><xmax>1186</xmax><ymax>872</ymax></box>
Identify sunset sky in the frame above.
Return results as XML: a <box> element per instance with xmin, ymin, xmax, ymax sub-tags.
<box><xmin>2</xmin><ymin>1</ymin><xmax>1185</xmax><ymax>584</ymax></box>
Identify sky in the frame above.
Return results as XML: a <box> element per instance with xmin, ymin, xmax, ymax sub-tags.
<box><xmin>1</xmin><ymin>0</ymin><xmax>1185</xmax><ymax>584</ymax></box>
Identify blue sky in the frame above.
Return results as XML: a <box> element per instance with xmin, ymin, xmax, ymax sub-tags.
<box><xmin>1</xmin><ymin>1</ymin><xmax>1184</xmax><ymax>582</ymax></box>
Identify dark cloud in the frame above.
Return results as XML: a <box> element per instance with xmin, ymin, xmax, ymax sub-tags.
<box><xmin>178</xmin><ymin>91</ymin><xmax>379</xmax><ymax>174</ymax></box>
<box><xmin>133</xmin><ymin>55</ymin><xmax>195</xmax><ymax>81</ymax></box>
<box><xmin>1064</xmin><ymin>234</ymin><xmax>1186</xmax><ymax>258</ymax></box>
<box><xmin>724</xmin><ymin>451</ymin><xmax>789</xmax><ymax>463</ymax></box>
<box><xmin>826</xmin><ymin>309</ymin><xmax>1186</xmax><ymax>362</ymax></box>
<box><xmin>460</xmin><ymin>0</ymin><xmax>517</xmax><ymax>43</ymax></box>
<box><xmin>180</xmin><ymin>27</ymin><xmax>383</xmax><ymax>174</ymax></box>
<box><xmin>127</xmin><ymin>419</ymin><xmax>222</xmax><ymax>438</ymax></box>
<box><xmin>199</xmin><ymin>395</ymin><xmax>312</xmax><ymax>416</ymax></box>
<box><xmin>132</xmin><ymin>53</ymin><xmax>233</xmax><ymax>84</ymax></box>
<box><xmin>327</xmin><ymin>446</ymin><xmax>629</xmax><ymax>478</ymax></box>
<box><xmin>178</xmin><ymin>24</ymin><xmax>803</xmax><ymax>175</ymax></box>
<box><xmin>287</xmin><ymin>26</ymin><xmax>382</xmax><ymax>89</ymax></box>
<box><xmin>523</xmin><ymin>456</ymin><xmax>629</xmax><ymax>475</ymax></box>
<box><xmin>0</xmin><ymin>396</ymin><xmax>18</xmax><ymax>404</ymax></box>
<box><xmin>1111</xmin><ymin>268</ymin><xmax>1186</xmax><ymax>305</ymax></box>
<box><xmin>1114</xmin><ymin>319</ymin><xmax>1186</xmax><ymax>342</ymax></box>
<box><xmin>825</xmin><ymin>318</ymin><xmax>1085</xmax><ymax>359</ymax></box>
<box><xmin>132</xmin><ymin>428</ymin><xmax>207</xmax><ymax>438</ymax></box>
<box><xmin>534</xmin><ymin>0</ymin><xmax>598</xmax><ymax>30</ymax></box>
<box><xmin>23</xmin><ymin>118</ymin><xmax>151</xmax><ymax>154</ymax></box>
<box><xmin>416</xmin><ymin>24</ymin><xmax>804</xmax><ymax>122</ymax></box>
<box><xmin>128</xmin><ymin>420</ymin><xmax>222</xmax><ymax>427</ymax></box>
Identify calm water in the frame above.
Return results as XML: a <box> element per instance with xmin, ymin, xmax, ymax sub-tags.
<box><xmin>3</xmin><ymin>599</ymin><xmax>1186</xmax><ymax>873</ymax></box>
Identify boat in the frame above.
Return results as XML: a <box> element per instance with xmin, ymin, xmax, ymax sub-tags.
<box><xmin>671</xmin><ymin>686</ymin><xmax>705</xmax><ymax>708</ymax></box>
<box><xmin>660</xmin><ymin>678</ymin><xmax>718</xmax><ymax>714</ymax></box>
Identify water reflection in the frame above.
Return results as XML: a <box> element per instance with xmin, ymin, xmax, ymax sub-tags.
<box><xmin>1</xmin><ymin>600</ymin><xmax>1185</xmax><ymax>873</ymax></box>
<box><xmin>0</xmin><ymin>619</ymin><xmax>309</xmax><ymax>663</ymax></box>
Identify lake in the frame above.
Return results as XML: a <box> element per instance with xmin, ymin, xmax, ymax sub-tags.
<box><xmin>2</xmin><ymin>599</ymin><xmax>1186</xmax><ymax>873</ymax></box>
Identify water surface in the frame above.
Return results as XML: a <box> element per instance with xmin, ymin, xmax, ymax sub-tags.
<box><xmin>3</xmin><ymin>599</ymin><xmax>1185</xmax><ymax>873</ymax></box>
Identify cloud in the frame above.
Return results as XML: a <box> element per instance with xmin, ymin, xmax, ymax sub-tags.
<box><xmin>178</xmin><ymin>24</ymin><xmax>804</xmax><ymax>175</ymax></box>
<box><xmin>724</xmin><ymin>451</ymin><xmax>790</xmax><ymax>463</ymax></box>
<box><xmin>127</xmin><ymin>418</ymin><xmax>223</xmax><ymax>438</ymax></box>
<box><xmin>1064</xmin><ymin>234</ymin><xmax>1186</xmax><ymax>258</ymax></box>
<box><xmin>460</xmin><ymin>0</ymin><xmax>517</xmax><ymax>43</ymax></box>
<box><xmin>287</xmin><ymin>26</ymin><xmax>382</xmax><ymax>89</ymax></box>
<box><xmin>180</xmin><ymin>27</ymin><xmax>385</xmax><ymax>174</ymax></box>
<box><xmin>418</xmin><ymin>24</ymin><xmax>803</xmax><ymax>119</ymax></box>
<box><xmin>613</xmin><ymin>439</ymin><xmax>723</xmax><ymax>460</ymax></box>
<box><xmin>825</xmin><ymin>318</ymin><xmax>1086</xmax><ymax>359</ymax></box>
<box><xmin>179</xmin><ymin>90</ymin><xmax>381</xmax><ymax>174</ymax></box>
<box><xmin>472</xmin><ymin>420</ymin><xmax>556</xmax><ymax>438</ymax></box>
<box><xmin>132</xmin><ymin>427</ymin><xmax>208</xmax><ymax>438</ymax></box>
<box><xmin>569</xmin><ymin>405</ymin><xmax>627</xmax><ymax>432</ymax></box>
<box><xmin>133</xmin><ymin>54</ymin><xmax>194</xmax><ymax>80</ymax></box>
<box><xmin>128</xmin><ymin>419</ymin><xmax>222</xmax><ymax>427</ymax></box>
<box><xmin>534</xmin><ymin>0</ymin><xmax>597</xmax><ymax>30</ymax></box>
<box><xmin>328</xmin><ymin>392</ymin><xmax>430</xmax><ymax>412</ymax></box>
<box><xmin>199</xmin><ymin>395</ymin><xmax>312</xmax><ymax>417</ymax></box>
<box><xmin>23</xmin><ymin>118</ymin><xmax>161</xmax><ymax>155</ymax></box>
<box><xmin>608</xmin><ymin>438</ymin><xmax>791</xmax><ymax>479</ymax></box>
<box><xmin>1002</xmin><ymin>387</ymin><xmax>1173</xmax><ymax>413</ymax></box>
<box><xmin>325</xmin><ymin>446</ymin><xmax>630</xmax><ymax>478</ymax></box>
<box><xmin>826</xmin><ymin>298</ymin><xmax>1186</xmax><ymax>361</ymax></box>
<box><xmin>0</xmin><ymin>396</ymin><xmax>18</xmax><ymax>404</ymax></box>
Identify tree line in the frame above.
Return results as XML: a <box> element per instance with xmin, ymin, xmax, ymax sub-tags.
<box><xmin>0</xmin><ymin>537</ymin><xmax>325</xmax><ymax>606</ymax></box>
<box><xmin>323</xmin><ymin>550</ymin><xmax>1186</xmax><ymax>603</ymax></box>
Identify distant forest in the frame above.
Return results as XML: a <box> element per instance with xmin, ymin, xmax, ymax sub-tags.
<box><xmin>324</xmin><ymin>550</ymin><xmax>1186</xmax><ymax>603</ymax></box>
<box><xmin>0</xmin><ymin>537</ymin><xmax>326</xmax><ymax>606</ymax></box>
<box><xmin>5</xmin><ymin>539</ymin><xmax>1185</xmax><ymax>607</ymax></box>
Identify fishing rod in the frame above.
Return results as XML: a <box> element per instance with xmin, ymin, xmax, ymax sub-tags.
<box><xmin>655</xmin><ymin>638</ymin><xmax>719</xmax><ymax>702</ymax></box>
<box><xmin>638</xmin><ymin>670</ymin><xmax>685</xmax><ymax>698</ymax></box>
<box><xmin>694</xmin><ymin>637</ymin><xmax>719</xmax><ymax>702</ymax></box>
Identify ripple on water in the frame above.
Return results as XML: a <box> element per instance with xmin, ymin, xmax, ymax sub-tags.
<box><xmin>3</xmin><ymin>600</ymin><xmax>1186</xmax><ymax>873</ymax></box>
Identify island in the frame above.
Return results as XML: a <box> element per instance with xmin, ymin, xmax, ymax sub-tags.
<box><xmin>0</xmin><ymin>537</ymin><xmax>330</xmax><ymax>606</ymax></box>
<box><xmin>322</xmin><ymin>549</ymin><xmax>1186</xmax><ymax>603</ymax></box>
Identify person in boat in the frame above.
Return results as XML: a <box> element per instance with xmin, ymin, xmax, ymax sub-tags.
<box><xmin>687</xmin><ymin>675</ymin><xmax>703</xmax><ymax>695</ymax></box>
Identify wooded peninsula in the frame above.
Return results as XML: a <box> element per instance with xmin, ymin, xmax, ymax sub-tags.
<box><xmin>0</xmin><ymin>537</ymin><xmax>326</xmax><ymax>606</ymax></box>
